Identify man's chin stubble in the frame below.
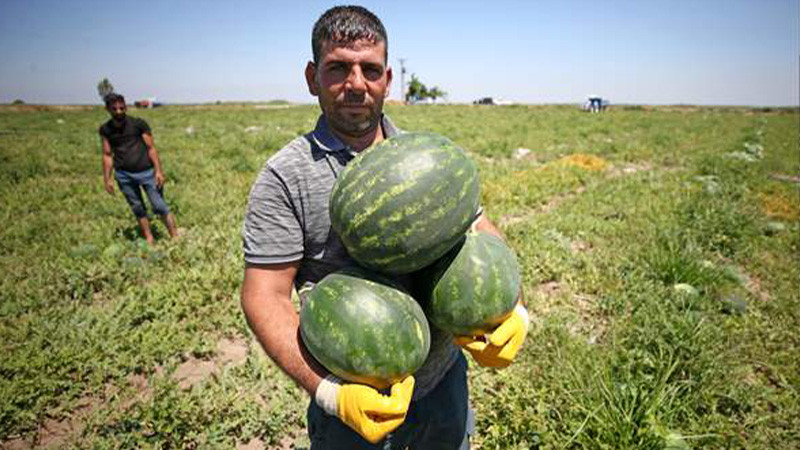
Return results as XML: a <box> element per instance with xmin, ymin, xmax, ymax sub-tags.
<box><xmin>335</xmin><ymin>115</ymin><xmax>377</xmax><ymax>136</ymax></box>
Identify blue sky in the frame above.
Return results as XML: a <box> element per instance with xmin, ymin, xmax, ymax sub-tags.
<box><xmin>1</xmin><ymin>0</ymin><xmax>797</xmax><ymax>105</ymax></box>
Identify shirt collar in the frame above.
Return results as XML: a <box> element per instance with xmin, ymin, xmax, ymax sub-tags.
<box><xmin>310</xmin><ymin>114</ymin><xmax>400</xmax><ymax>154</ymax></box>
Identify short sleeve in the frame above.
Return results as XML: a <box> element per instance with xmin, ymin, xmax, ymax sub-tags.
<box><xmin>137</xmin><ymin>118</ymin><xmax>152</xmax><ymax>135</ymax></box>
<box><xmin>242</xmin><ymin>164</ymin><xmax>304</xmax><ymax>265</ymax></box>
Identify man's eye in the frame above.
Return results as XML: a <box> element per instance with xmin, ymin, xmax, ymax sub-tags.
<box><xmin>363</xmin><ymin>67</ymin><xmax>383</xmax><ymax>79</ymax></box>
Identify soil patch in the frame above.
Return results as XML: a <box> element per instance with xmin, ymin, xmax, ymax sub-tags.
<box><xmin>173</xmin><ymin>336</ymin><xmax>249</xmax><ymax>389</ymax></box>
<box><xmin>768</xmin><ymin>173</ymin><xmax>800</xmax><ymax>184</ymax></box>
<box><xmin>535</xmin><ymin>281</ymin><xmax>563</xmax><ymax>297</ymax></box>
<box><xmin>237</xmin><ymin>437</ymin><xmax>266</xmax><ymax>450</ymax></box>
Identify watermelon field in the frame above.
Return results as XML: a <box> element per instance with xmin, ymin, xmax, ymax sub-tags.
<box><xmin>1</xmin><ymin>102</ymin><xmax>798</xmax><ymax>449</ymax></box>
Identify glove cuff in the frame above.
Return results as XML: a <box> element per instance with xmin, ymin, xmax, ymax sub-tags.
<box><xmin>515</xmin><ymin>303</ymin><xmax>530</xmax><ymax>328</ymax></box>
<box><xmin>314</xmin><ymin>375</ymin><xmax>341</xmax><ymax>417</ymax></box>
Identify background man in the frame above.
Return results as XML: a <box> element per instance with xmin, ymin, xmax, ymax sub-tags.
<box><xmin>241</xmin><ymin>5</ymin><xmax>528</xmax><ymax>449</ymax></box>
<box><xmin>99</xmin><ymin>93</ymin><xmax>178</xmax><ymax>244</ymax></box>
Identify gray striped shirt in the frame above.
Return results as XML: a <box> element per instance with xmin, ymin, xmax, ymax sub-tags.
<box><xmin>243</xmin><ymin>114</ymin><xmax>459</xmax><ymax>399</ymax></box>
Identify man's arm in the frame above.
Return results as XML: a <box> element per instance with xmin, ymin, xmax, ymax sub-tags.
<box><xmin>142</xmin><ymin>133</ymin><xmax>165</xmax><ymax>188</ymax></box>
<box><xmin>240</xmin><ymin>261</ymin><xmax>328</xmax><ymax>395</ymax></box>
<box><xmin>101</xmin><ymin>136</ymin><xmax>114</xmax><ymax>195</ymax></box>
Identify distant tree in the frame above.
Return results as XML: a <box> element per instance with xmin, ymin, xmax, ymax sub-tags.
<box><xmin>428</xmin><ymin>86</ymin><xmax>447</xmax><ymax>102</ymax></box>
<box><xmin>12</xmin><ymin>99</ymin><xmax>25</xmax><ymax>105</ymax></box>
<box><xmin>404</xmin><ymin>74</ymin><xmax>446</xmax><ymax>103</ymax></box>
<box><xmin>97</xmin><ymin>78</ymin><xmax>115</xmax><ymax>101</ymax></box>
<box><xmin>405</xmin><ymin>74</ymin><xmax>427</xmax><ymax>103</ymax></box>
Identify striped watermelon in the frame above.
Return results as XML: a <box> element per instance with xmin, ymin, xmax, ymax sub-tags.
<box><xmin>421</xmin><ymin>231</ymin><xmax>521</xmax><ymax>336</ymax></box>
<box><xmin>299</xmin><ymin>267</ymin><xmax>431</xmax><ymax>389</ymax></box>
<box><xmin>330</xmin><ymin>132</ymin><xmax>480</xmax><ymax>275</ymax></box>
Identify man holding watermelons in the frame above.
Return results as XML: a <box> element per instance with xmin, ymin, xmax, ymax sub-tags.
<box><xmin>241</xmin><ymin>6</ymin><xmax>529</xmax><ymax>449</ymax></box>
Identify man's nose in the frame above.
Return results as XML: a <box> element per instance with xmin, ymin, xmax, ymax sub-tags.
<box><xmin>345</xmin><ymin>66</ymin><xmax>367</xmax><ymax>93</ymax></box>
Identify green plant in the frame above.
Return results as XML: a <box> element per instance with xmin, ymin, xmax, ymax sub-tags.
<box><xmin>0</xmin><ymin>104</ymin><xmax>797</xmax><ymax>448</ymax></box>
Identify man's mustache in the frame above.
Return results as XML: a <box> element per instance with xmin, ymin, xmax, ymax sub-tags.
<box><xmin>342</xmin><ymin>92</ymin><xmax>370</xmax><ymax>105</ymax></box>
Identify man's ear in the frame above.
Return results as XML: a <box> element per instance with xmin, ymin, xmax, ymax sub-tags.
<box><xmin>384</xmin><ymin>66</ymin><xmax>393</xmax><ymax>98</ymax></box>
<box><xmin>305</xmin><ymin>62</ymin><xmax>319</xmax><ymax>96</ymax></box>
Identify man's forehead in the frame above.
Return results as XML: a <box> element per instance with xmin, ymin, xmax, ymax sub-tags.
<box><xmin>319</xmin><ymin>39</ymin><xmax>386</xmax><ymax>61</ymax></box>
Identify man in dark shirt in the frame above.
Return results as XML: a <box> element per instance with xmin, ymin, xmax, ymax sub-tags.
<box><xmin>99</xmin><ymin>93</ymin><xmax>178</xmax><ymax>244</ymax></box>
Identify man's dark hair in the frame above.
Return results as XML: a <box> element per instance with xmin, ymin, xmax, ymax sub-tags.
<box><xmin>312</xmin><ymin>5</ymin><xmax>388</xmax><ymax>64</ymax></box>
<box><xmin>104</xmin><ymin>93</ymin><xmax>125</xmax><ymax>108</ymax></box>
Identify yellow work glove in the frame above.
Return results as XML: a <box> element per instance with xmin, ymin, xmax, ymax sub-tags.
<box><xmin>455</xmin><ymin>303</ymin><xmax>529</xmax><ymax>368</ymax></box>
<box><xmin>315</xmin><ymin>375</ymin><xmax>415</xmax><ymax>444</ymax></box>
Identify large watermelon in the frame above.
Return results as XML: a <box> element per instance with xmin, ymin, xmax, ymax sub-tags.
<box><xmin>299</xmin><ymin>267</ymin><xmax>431</xmax><ymax>389</ymax></box>
<box><xmin>421</xmin><ymin>231</ymin><xmax>521</xmax><ymax>336</ymax></box>
<box><xmin>330</xmin><ymin>132</ymin><xmax>480</xmax><ymax>275</ymax></box>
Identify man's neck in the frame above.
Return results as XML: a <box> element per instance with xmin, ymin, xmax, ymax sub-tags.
<box><xmin>333</xmin><ymin>123</ymin><xmax>385</xmax><ymax>153</ymax></box>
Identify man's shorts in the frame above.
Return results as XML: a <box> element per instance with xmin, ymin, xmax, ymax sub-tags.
<box><xmin>307</xmin><ymin>352</ymin><xmax>474</xmax><ymax>450</ymax></box>
<box><xmin>114</xmin><ymin>168</ymin><xmax>170</xmax><ymax>218</ymax></box>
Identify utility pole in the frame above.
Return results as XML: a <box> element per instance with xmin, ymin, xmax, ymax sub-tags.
<box><xmin>398</xmin><ymin>58</ymin><xmax>407</xmax><ymax>103</ymax></box>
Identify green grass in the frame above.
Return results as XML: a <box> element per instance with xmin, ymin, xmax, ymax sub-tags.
<box><xmin>1</xmin><ymin>103</ymin><xmax>798</xmax><ymax>448</ymax></box>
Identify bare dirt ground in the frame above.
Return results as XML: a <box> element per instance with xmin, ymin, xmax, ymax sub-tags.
<box><xmin>1</xmin><ymin>336</ymin><xmax>251</xmax><ymax>449</ymax></box>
